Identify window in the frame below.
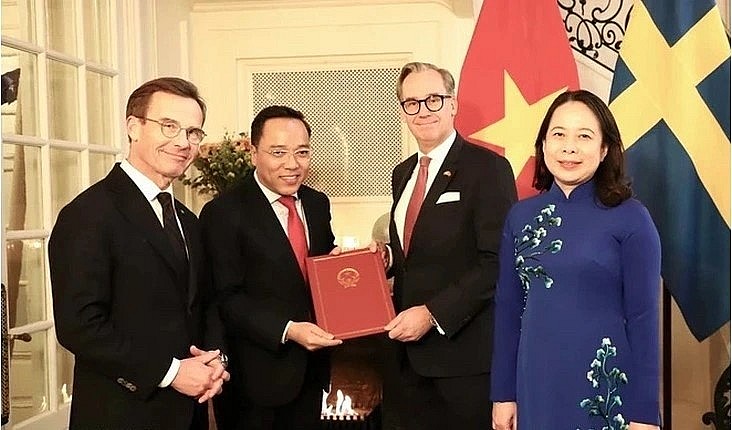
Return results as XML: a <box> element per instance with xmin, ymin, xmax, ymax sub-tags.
<box><xmin>1</xmin><ymin>0</ymin><xmax>121</xmax><ymax>425</ymax></box>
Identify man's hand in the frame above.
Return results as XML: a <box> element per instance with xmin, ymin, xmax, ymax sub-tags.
<box><xmin>189</xmin><ymin>345</ymin><xmax>231</xmax><ymax>403</ymax></box>
<box><xmin>170</xmin><ymin>349</ymin><xmax>219</xmax><ymax>400</ymax></box>
<box><xmin>286</xmin><ymin>322</ymin><xmax>343</xmax><ymax>351</ymax></box>
<box><xmin>367</xmin><ymin>240</ymin><xmax>389</xmax><ymax>269</ymax></box>
<box><xmin>384</xmin><ymin>305</ymin><xmax>433</xmax><ymax>342</ymax></box>
<box><xmin>329</xmin><ymin>246</ymin><xmax>342</xmax><ymax>256</ymax></box>
<box><xmin>493</xmin><ymin>401</ymin><xmax>517</xmax><ymax>430</ymax></box>
<box><xmin>190</xmin><ymin>345</ymin><xmax>230</xmax><ymax>381</ymax></box>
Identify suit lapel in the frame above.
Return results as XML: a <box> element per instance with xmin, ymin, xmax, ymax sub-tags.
<box><xmin>178</xmin><ymin>208</ymin><xmax>198</xmax><ymax>311</ymax></box>
<box><xmin>106</xmin><ymin>164</ymin><xmax>181</xmax><ymax>277</ymax></box>
<box><xmin>300</xmin><ymin>186</ymin><xmax>333</xmax><ymax>257</ymax></box>
<box><xmin>406</xmin><ymin>136</ymin><xmax>463</xmax><ymax>255</ymax></box>
<box><xmin>389</xmin><ymin>157</ymin><xmax>418</xmax><ymax>257</ymax></box>
<box><xmin>242</xmin><ymin>175</ymin><xmax>305</xmax><ymax>283</ymax></box>
<box><xmin>300</xmin><ymin>189</ymin><xmax>318</xmax><ymax>256</ymax></box>
<box><xmin>392</xmin><ymin>155</ymin><xmax>418</xmax><ymax>214</ymax></box>
<box><xmin>422</xmin><ymin>137</ymin><xmax>462</xmax><ymax>207</ymax></box>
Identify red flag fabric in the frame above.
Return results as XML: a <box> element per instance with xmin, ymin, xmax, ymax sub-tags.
<box><xmin>455</xmin><ymin>0</ymin><xmax>579</xmax><ymax>199</ymax></box>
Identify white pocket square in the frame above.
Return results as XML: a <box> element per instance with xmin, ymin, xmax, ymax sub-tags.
<box><xmin>436</xmin><ymin>191</ymin><xmax>460</xmax><ymax>204</ymax></box>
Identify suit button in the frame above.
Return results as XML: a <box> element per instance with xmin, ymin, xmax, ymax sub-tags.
<box><xmin>128</xmin><ymin>384</ymin><xmax>137</xmax><ymax>392</ymax></box>
<box><xmin>117</xmin><ymin>377</ymin><xmax>126</xmax><ymax>385</ymax></box>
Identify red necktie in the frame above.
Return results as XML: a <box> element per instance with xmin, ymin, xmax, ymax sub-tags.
<box><xmin>403</xmin><ymin>156</ymin><xmax>431</xmax><ymax>254</ymax></box>
<box><xmin>279</xmin><ymin>196</ymin><xmax>308</xmax><ymax>279</ymax></box>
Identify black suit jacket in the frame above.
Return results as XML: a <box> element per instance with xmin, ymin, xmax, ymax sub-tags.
<box><xmin>389</xmin><ymin>135</ymin><xmax>517</xmax><ymax>377</ymax></box>
<box><xmin>49</xmin><ymin>163</ymin><xmax>222</xmax><ymax>429</ymax></box>
<box><xmin>200</xmin><ymin>173</ymin><xmax>335</xmax><ymax>407</ymax></box>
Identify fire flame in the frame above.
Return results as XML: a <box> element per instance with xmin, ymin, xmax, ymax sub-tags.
<box><xmin>321</xmin><ymin>387</ymin><xmax>360</xmax><ymax>420</ymax></box>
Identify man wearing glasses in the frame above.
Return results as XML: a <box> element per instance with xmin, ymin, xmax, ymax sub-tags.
<box><xmin>383</xmin><ymin>62</ymin><xmax>517</xmax><ymax>430</ymax></box>
<box><xmin>200</xmin><ymin>105</ymin><xmax>341</xmax><ymax>430</ymax></box>
<box><xmin>49</xmin><ymin>77</ymin><xmax>229</xmax><ymax>430</ymax></box>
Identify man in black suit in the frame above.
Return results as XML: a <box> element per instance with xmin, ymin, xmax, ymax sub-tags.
<box><xmin>383</xmin><ymin>62</ymin><xmax>518</xmax><ymax>430</ymax></box>
<box><xmin>200</xmin><ymin>105</ymin><xmax>342</xmax><ymax>430</ymax></box>
<box><xmin>49</xmin><ymin>77</ymin><xmax>229</xmax><ymax>430</ymax></box>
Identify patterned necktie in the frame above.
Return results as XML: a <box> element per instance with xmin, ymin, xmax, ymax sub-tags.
<box><xmin>403</xmin><ymin>156</ymin><xmax>431</xmax><ymax>254</ymax></box>
<box><xmin>157</xmin><ymin>192</ymin><xmax>188</xmax><ymax>266</ymax></box>
<box><xmin>279</xmin><ymin>195</ymin><xmax>308</xmax><ymax>279</ymax></box>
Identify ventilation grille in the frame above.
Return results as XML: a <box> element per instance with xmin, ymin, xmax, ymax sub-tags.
<box><xmin>252</xmin><ymin>68</ymin><xmax>402</xmax><ymax>197</ymax></box>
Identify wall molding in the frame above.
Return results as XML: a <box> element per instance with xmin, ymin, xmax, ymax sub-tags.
<box><xmin>192</xmin><ymin>0</ymin><xmax>467</xmax><ymax>14</ymax></box>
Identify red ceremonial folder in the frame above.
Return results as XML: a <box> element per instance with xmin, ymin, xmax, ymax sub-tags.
<box><xmin>306</xmin><ymin>249</ymin><xmax>395</xmax><ymax>340</ymax></box>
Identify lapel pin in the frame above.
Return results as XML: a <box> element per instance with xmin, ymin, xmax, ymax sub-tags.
<box><xmin>443</xmin><ymin>171</ymin><xmax>452</xmax><ymax>177</ymax></box>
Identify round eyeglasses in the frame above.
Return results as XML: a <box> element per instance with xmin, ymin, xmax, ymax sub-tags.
<box><xmin>400</xmin><ymin>94</ymin><xmax>453</xmax><ymax>115</ymax></box>
<box><xmin>139</xmin><ymin>117</ymin><xmax>206</xmax><ymax>145</ymax></box>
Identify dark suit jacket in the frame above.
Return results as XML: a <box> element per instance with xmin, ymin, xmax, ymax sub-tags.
<box><xmin>49</xmin><ymin>163</ymin><xmax>221</xmax><ymax>430</ymax></box>
<box><xmin>200</xmin><ymin>173</ymin><xmax>335</xmax><ymax>408</ymax></box>
<box><xmin>389</xmin><ymin>135</ymin><xmax>517</xmax><ymax>377</ymax></box>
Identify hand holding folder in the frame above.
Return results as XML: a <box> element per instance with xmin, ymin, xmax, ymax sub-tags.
<box><xmin>306</xmin><ymin>249</ymin><xmax>395</xmax><ymax>340</ymax></box>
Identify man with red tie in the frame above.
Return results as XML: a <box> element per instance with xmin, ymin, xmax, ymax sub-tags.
<box><xmin>200</xmin><ymin>105</ymin><xmax>341</xmax><ymax>430</ymax></box>
<box><xmin>383</xmin><ymin>62</ymin><xmax>518</xmax><ymax>430</ymax></box>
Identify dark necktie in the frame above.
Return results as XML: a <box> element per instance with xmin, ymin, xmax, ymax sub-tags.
<box><xmin>279</xmin><ymin>195</ymin><xmax>308</xmax><ymax>279</ymax></box>
<box><xmin>157</xmin><ymin>192</ymin><xmax>188</xmax><ymax>266</ymax></box>
<box><xmin>403</xmin><ymin>156</ymin><xmax>431</xmax><ymax>254</ymax></box>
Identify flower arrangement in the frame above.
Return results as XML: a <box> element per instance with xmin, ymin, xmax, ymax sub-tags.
<box><xmin>182</xmin><ymin>131</ymin><xmax>254</xmax><ymax>196</ymax></box>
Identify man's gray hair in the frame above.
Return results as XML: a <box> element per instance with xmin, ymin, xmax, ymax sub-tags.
<box><xmin>396</xmin><ymin>62</ymin><xmax>456</xmax><ymax>100</ymax></box>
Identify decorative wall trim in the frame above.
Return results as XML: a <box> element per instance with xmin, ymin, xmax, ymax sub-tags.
<box><xmin>192</xmin><ymin>0</ymin><xmax>458</xmax><ymax>13</ymax></box>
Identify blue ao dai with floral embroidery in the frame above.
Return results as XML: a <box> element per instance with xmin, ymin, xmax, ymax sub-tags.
<box><xmin>491</xmin><ymin>180</ymin><xmax>662</xmax><ymax>429</ymax></box>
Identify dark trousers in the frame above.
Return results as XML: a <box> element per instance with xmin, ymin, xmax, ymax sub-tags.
<box><xmin>395</xmin><ymin>363</ymin><xmax>492</xmax><ymax>430</ymax></box>
<box><xmin>234</xmin><ymin>364</ymin><xmax>323</xmax><ymax>430</ymax></box>
<box><xmin>235</xmin><ymin>384</ymin><xmax>322</xmax><ymax>430</ymax></box>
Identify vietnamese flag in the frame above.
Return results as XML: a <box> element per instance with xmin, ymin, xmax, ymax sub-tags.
<box><xmin>455</xmin><ymin>0</ymin><xmax>579</xmax><ymax>199</ymax></box>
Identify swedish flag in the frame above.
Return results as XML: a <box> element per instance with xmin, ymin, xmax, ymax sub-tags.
<box><xmin>609</xmin><ymin>0</ymin><xmax>730</xmax><ymax>341</ymax></box>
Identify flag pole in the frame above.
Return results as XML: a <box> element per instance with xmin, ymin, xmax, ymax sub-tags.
<box><xmin>662</xmin><ymin>284</ymin><xmax>672</xmax><ymax>429</ymax></box>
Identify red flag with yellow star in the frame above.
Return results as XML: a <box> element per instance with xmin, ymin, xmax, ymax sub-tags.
<box><xmin>455</xmin><ymin>0</ymin><xmax>579</xmax><ymax>199</ymax></box>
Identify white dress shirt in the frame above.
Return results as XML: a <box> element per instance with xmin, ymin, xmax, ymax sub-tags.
<box><xmin>253</xmin><ymin>170</ymin><xmax>311</xmax><ymax>344</ymax></box>
<box><xmin>391</xmin><ymin>131</ymin><xmax>455</xmax><ymax>336</ymax></box>
<box><xmin>394</xmin><ymin>130</ymin><xmax>456</xmax><ymax>246</ymax></box>
<box><xmin>119</xmin><ymin>160</ymin><xmax>184</xmax><ymax>387</ymax></box>
<box><xmin>253</xmin><ymin>170</ymin><xmax>310</xmax><ymax>246</ymax></box>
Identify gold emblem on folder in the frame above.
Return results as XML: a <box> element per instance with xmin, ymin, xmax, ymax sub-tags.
<box><xmin>337</xmin><ymin>268</ymin><xmax>360</xmax><ymax>289</ymax></box>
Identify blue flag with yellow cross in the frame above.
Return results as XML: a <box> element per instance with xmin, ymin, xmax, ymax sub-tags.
<box><xmin>609</xmin><ymin>0</ymin><xmax>730</xmax><ymax>341</ymax></box>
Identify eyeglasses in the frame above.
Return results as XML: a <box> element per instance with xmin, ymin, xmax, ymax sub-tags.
<box><xmin>138</xmin><ymin>117</ymin><xmax>206</xmax><ymax>145</ymax></box>
<box><xmin>260</xmin><ymin>148</ymin><xmax>313</xmax><ymax>160</ymax></box>
<box><xmin>400</xmin><ymin>94</ymin><xmax>453</xmax><ymax>115</ymax></box>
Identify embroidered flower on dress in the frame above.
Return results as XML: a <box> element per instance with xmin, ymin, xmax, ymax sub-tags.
<box><xmin>514</xmin><ymin>204</ymin><xmax>563</xmax><ymax>296</ymax></box>
<box><xmin>578</xmin><ymin>338</ymin><xmax>630</xmax><ymax>430</ymax></box>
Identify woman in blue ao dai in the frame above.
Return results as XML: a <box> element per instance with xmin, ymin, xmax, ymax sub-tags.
<box><xmin>490</xmin><ymin>90</ymin><xmax>661</xmax><ymax>430</ymax></box>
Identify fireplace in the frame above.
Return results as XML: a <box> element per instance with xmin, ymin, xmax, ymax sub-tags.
<box><xmin>319</xmin><ymin>335</ymin><xmax>387</xmax><ymax>430</ymax></box>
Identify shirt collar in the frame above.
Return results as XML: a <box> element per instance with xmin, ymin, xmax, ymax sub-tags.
<box><xmin>417</xmin><ymin>129</ymin><xmax>456</xmax><ymax>166</ymax></box>
<box><xmin>253</xmin><ymin>170</ymin><xmax>299</xmax><ymax>204</ymax></box>
<box><xmin>120</xmin><ymin>159</ymin><xmax>174</xmax><ymax>203</ymax></box>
